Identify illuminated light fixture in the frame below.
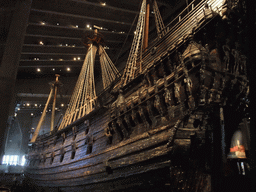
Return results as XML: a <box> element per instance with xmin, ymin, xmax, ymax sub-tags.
<box><xmin>73</xmin><ymin>57</ymin><xmax>77</xmax><ymax>61</ymax></box>
<box><xmin>39</xmin><ymin>41</ymin><xmax>44</xmax><ymax>45</ymax></box>
<box><xmin>59</xmin><ymin>59</ymin><xmax>63</xmax><ymax>61</ymax></box>
<box><xmin>65</xmin><ymin>44</ymin><xmax>68</xmax><ymax>46</ymax></box>
<box><xmin>57</xmin><ymin>22</ymin><xmax>59</xmax><ymax>25</ymax></box>
<box><xmin>31</xmin><ymin>113</ymin><xmax>34</xmax><ymax>116</ymax></box>
<box><xmin>75</xmin><ymin>25</ymin><xmax>78</xmax><ymax>28</ymax></box>
<box><xmin>37</xmin><ymin>68</ymin><xmax>41</xmax><ymax>72</ymax></box>
<box><xmin>32</xmin><ymin>127</ymin><xmax>34</xmax><ymax>130</ymax></box>
<box><xmin>41</xmin><ymin>21</ymin><xmax>46</xmax><ymax>25</ymax></box>
<box><xmin>14</xmin><ymin>113</ymin><xmax>17</xmax><ymax>117</ymax></box>
<box><xmin>67</xmin><ymin>67</ymin><xmax>71</xmax><ymax>71</ymax></box>
<box><xmin>49</xmin><ymin>109</ymin><xmax>51</xmax><ymax>112</ymax></box>
<box><xmin>90</xmin><ymin>27</ymin><xmax>92</xmax><ymax>30</ymax></box>
<box><xmin>87</xmin><ymin>24</ymin><xmax>90</xmax><ymax>28</ymax></box>
<box><xmin>34</xmin><ymin>58</ymin><xmax>37</xmax><ymax>60</ymax></box>
<box><xmin>55</xmin><ymin>108</ymin><xmax>58</xmax><ymax>110</ymax></box>
<box><xmin>151</xmin><ymin>11</ymin><xmax>155</xmax><ymax>14</ymax></box>
<box><xmin>27</xmin><ymin>103</ymin><xmax>30</xmax><ymax>106</ymax></box>
<box><xmin>60</xmin><ymin>44</ymin><xmax>62</xmax><ymax>46</ymax></box>
<box><xmin>35</xmin><ymin>104</ymin><xmax>37</xmax><ymax>107</ymax></box>
<box><xmin>101</xmin><ymin>2</ymin><xmax>106</xmax><ymax>6</ymax></box>
<box><xmin>60</xmin><ymin>69</ymin><xmax>62</xmax><ymax>71</ymax></box>
<box><xmin>17</xmin><ymin>108</ymin><xmax>20</xmax><ymax>111</ymax></box>
<box><xmin>37</xmin><ymin>58</ymin><xmax>39</xmax><ymax>60</ymax></box>
<box><xmin>72</xmin><ymin>44</ymin><xmax>76</xmax><ymax>47</ymax></box>
<box><xmin>50</xmin><ymin>58</ymin><xmax>53</xmax><ymax>61</ymax></box>
<box><xmin>77</xmin><ymin>57</ymin><xmax>81</xmax><ymax>60</ymax></box>
<box><xmin>53</xmin><ymin>68</ymin><xmax>55</xmax><ymax>71</ymax></box>
<box><xmin>134</xmin><ymin>31</ymin><xmax>137</xmax><ymax>34</ymax></box>
<box><xmin>61</xmin><ymin>104</ymin><xmax>64</xmax><ymax>107</ymax></box>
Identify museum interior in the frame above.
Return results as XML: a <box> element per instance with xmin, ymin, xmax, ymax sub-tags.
<box><xmin>0</xmin><ymin>0</ymin><xmax>255</xmax><ymax>191</ymax></box>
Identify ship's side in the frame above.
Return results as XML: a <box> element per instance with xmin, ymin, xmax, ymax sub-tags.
<box><xmin>25</xmin><ymin>0</ymin><xmax>249</xmax><ymax>191</ymax></box>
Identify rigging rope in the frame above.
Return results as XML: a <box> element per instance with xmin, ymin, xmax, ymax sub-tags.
<box><xmin>121</xmin><ymin>0</ymin><xmax>147</xmax><ymax>86</ymax></box>
<box><xmin>153</xmin><ymin>0</ymin><xmax>166</xmax><ymax>38</ymax></box>
<box><xmin>58</xmin><ymin>43</ymin><xmax>120</xmax><ymax>130</ymax></box>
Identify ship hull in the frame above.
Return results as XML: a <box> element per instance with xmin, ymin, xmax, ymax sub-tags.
<box><xmin>25</xmin><ymin>0</ymin><xmax>249</xmax><ymax>191</ymax></box>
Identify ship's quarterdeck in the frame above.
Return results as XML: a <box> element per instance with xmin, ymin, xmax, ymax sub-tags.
<box><xmin>0</xmin><ymin>0</ymin><xmax>254</xmax><ymax>191</ymax></box>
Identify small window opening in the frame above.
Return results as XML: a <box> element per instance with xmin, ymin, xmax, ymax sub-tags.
<box><xmin>86</xmin><ymin>144</ymin><xmax>93</xmax><ymax>154</ymax></box>
<box><xmin>60</xmin><ymin>154</ymin><xmax>64</xmax><ymax>162</ymax></box>
<box><xmin>71</xmin><ymin>151</ymin><xmax>76</xmax><ymax>159</ymax></box>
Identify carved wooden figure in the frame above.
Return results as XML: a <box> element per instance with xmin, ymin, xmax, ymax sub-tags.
<box><xmin>104</xmin><ymin>126</ymin><xmax>113</xmax><ymax>144</ymax></box>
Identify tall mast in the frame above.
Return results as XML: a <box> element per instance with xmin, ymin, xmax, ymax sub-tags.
<box><xmin>58</xmin><ymin>30</ymin><xmax>120</xmax><ymax>130</ymax></box>
<box><xmin>143</xmin><ymin>1</ymin><xmax>150</xmax><ymax>50</ymax></box>
<box><xmin>31</xmin><ymin>74</ymin><xmax>61</xmax><ymax>143</ymax></box>
<box><xmin>51</xmin><ymin>74</ymin><xmax>60</xmax><ymax>133</ymax></box>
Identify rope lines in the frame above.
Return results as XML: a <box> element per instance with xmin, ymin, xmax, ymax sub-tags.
<box><xmin>59</xmin><ymin>44</ymin><xmax>98</xmax><ymax>130</ymax></box>
<box><xmin>99</xmin><ymin>45</ymin><xmax>121</xmax><ymax>89</ymax></box>
<box><xmin>153</xmin><ymin>0</ymin><xmax>166</xmax><ymax>38</ymax></box>
<box><xmin>58</xmin><ymin>43</ymin><xmax>120</xmax><ymax>130</ymax></box>
<box><xmin>121</xmin><ymin>0</ymin><xmax>147</xmax><ymax>86</ymax></box>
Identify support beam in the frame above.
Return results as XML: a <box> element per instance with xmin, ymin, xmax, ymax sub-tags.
<box><xmin>25</xmin><ymin>34</ymin><xmax>123</xmax><ymax>43</ymax></box>
<box><xmin>30</xmin><ymin>9</ymin><xmax>133</xmax><ymax>26</ymax></box>
<box><xmin>71</xmin><ymin>0</ymin><xmax>138</xmax><ymax>14</ymax></box>
<box><xmin>0</xmin><ymin>0</ymin><xmax>32</xmax><ymax>162</ymax></box>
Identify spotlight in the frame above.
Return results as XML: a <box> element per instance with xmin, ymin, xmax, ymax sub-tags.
<box><xmin>37</xmin><ymin>68</ymin><xmax>41</xmax><ymax>72</ymax></box>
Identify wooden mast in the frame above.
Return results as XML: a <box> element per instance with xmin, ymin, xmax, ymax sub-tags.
<box><xmin>51</xmin><ymin>74</ymin><xmax>60</xmax><ymax>133</ymax></box>
<box><xmin>143</xmin><ymin>0</ymin><xmax>150</xmax><ymax>51</ymax></box>
<box><xmin>31</xmin><ymin>74</ymin><xmax>60</xmax><ymax>143</ymax></box>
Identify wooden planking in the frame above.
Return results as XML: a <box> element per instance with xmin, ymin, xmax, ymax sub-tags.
<box><xmin>26</xmin><ymin>124</ymin><xmax>178</xmax><ymax>176</ymax></box>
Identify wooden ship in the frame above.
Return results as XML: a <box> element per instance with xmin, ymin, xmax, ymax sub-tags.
<box><xmin>25</xmin><ymin>0</ymin><xmax>250</xmax><ymax>191</ymax></box>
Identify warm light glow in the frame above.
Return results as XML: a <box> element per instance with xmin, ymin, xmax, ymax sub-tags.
<box><xmin>35</xmin><ymin>104</ymin><xmax>37</xmax><ymax>107</ymax></box>
<box><xmin>73</xmin><ymin>57</ymin><xmax>77</xmax><ymax>61</ymax></box>
<box><xmin>61</xmin><ymin>104</ymin><xmax>64</xmax><ymax>107</ymax></box>
<box><xmin>31</xmin><ymin>113</ymin><xmax>34</xmax><ymax>116</ymax></box>
<box><xmin>50</xmin><ymin>58</ymin><xmax>53</xmax><ymax>60</ymax></box>
<box><xmin>17</xmin><ymin>108</ymin><xmax>20</xmax><ymax>111</ymax></box>
<box><xmin>67</xmin><ymin>67</ymin><xmax>71</xmax><ymax>71</ymax></box>
<box><xmin>59</xmin><ymin>59</ymin><xmax>63</xmax><ymax>61</ymax></box>
<box><xmin>53</xmin><ymin>68</ymin><xmax>55</xmax><ymax>71</ymax></box>
<box><xmin>77</xmin><ymin>57</ymin><xmax>81</xmax><ymax>60</ymax></box>
<box><xmin>101</xmin><ymin>2</ymin><xmax>106</xmax><ymax>6</ymax></box>
<box><xmin>39</xmin><ymin>41</ymin><xmax>44</xmax><ymax>45</ymax></box>
<box><xmin>57</xmin><ymin>22</ymin><xmax>59</xmax><ymax>25</ymax></box>
<box><xmin>32</xmin><ymin>127</ymin><xmax>34</xmax><ymax>130</ymax></box>
<box><xmin>14</xmin><ymin>113</ymin><xmax>17</xmax><ymax>117</ymax></box>
<box><xmin>87</xmin><ymin>24</ymin><xmax>90</xmax><ymax>28</ymax></box>
<box><xmin>37</xmin><ymin>58</ymin><xmax>39</xmax><ymax>60</ymax></box>
<box><xmin>75</xmin><ymin>25</ymin><xmax>78</xmax><ymax>28</ymax></box>
<box><xmin>27</xmin><ymin>103</ymin><xmax>30</xmax><ymax>106</ymax></box>
<box><xmin>66</xmin><ymin>44</ymin><xmax>68</xmax><ymax>46</ymax></box>
<box><xmin>134</xmin><ymin>31</ymin><xmax>137</xmax><ymax>34</ymax></box>
<box><xmin>41</xmin><ymin>21</ymin><xmax>46</xmax><ymax>25</ymax></box>
<box><xmin>37</xmin><ymin>68</ymin><xmax>41</xmax><ymax>72</ymax></box>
